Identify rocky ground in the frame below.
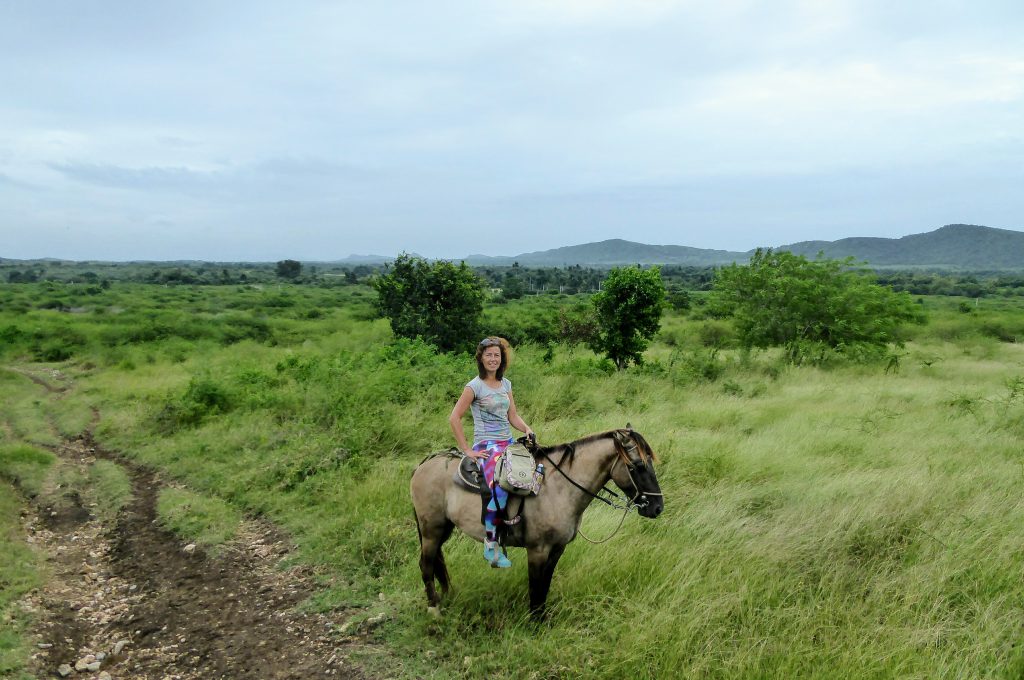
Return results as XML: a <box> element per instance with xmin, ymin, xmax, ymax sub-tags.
<box><xmin>15</xmin><ymin>432</ymin><xmax>376</xmax><ymax>680</ymax></box>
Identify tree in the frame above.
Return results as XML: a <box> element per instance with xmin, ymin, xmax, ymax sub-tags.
<box><xmin>590</xmin><ymin>265</ymin><xmax>666</xmax><ymax>369</ymax></box>
<box><xmin>374</xmin><ymin>254</ymin><xmax>485</xmax><ymax>353</ymax></box>
<box><xmin>275</xmin><ymin>259</ymin><xmax>302</xmax><ymax>279</ymax></box>
<box><xmin>710</xmin><ymin>249</ymin><xmax>923</xmax><ymax>364</ymax></box>
<box><xmin>501</xmin><ymin>274</ymin><xmax>526</xmax><ymax>300</ymax></box>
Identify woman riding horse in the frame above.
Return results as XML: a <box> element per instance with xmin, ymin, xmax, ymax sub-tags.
<box><xmin>413</xmin><ymin>421</ymin><xmax>664</xmax><ymax>618</ymax></box>
<box><xmin>448</xmin><ymin>336</ymin><xmax>534</xmax><ymax>568</ymax></box>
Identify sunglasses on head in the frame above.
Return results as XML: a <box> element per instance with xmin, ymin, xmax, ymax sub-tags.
<box><xmin>478</xmin><ymin>338</ymin><xmax>499</xmax><ymax>348</ymax></box>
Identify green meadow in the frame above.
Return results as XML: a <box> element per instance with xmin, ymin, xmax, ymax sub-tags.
<box><xmin>2</xmin><ymin>281</ymin><xmax>1024</xmax><ymax>678</ymax></box>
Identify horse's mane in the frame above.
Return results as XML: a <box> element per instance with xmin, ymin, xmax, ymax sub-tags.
<box><xmin>535</xmin><ymin>428</ymin><xmax>657</xmax><ymax>468</ymax></box>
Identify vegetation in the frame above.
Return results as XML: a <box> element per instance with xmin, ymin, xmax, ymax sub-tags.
<box><xmin>156</xmin><ymin>487</ymin><xmax>242</xmax><ymax>555</ymax></box>
<box><xmin>0</xmin><ymin>481</ymin><xmax>40</xmax><ymax>679</ymax></box>
<box><xmin>275</xmin><ymin>259</ymin><xmax>302</xmax><ymax>279</ymax></box>
<box><xmin>712</xmin><ymin>250</ymin><xmax>923</xmax><ymax>364</ymax></box>
<box><xmin>374</xmin><ymin>254</ymin><xmax>486</xmax><ymax>353</ymax></box>
<box><xmin>590</xmin><ymin>265</ymin><xmax>666</xmax><ymax>369</ymax></box>
<box><xmin>1</xmin><ymin>277</ymin><xmax>1024</xmax><ymax>678</ymax></box>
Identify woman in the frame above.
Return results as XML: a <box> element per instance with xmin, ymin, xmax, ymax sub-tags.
<box><xmin>449</xmin><ymin>336</ymin><xmax>534</xmax><ymax>568</ymax></box>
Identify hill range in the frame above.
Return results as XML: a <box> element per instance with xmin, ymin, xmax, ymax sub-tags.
<box><xmin>343</xmin><ymin>224</ymin><xmax>1024</xmax><ymax>270</ymax></box>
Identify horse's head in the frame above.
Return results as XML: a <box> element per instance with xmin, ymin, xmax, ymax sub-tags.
<box><xmin>609</xmin><ymin>427</ymin><xmax>663</xmax><ymax>518</ymax></box>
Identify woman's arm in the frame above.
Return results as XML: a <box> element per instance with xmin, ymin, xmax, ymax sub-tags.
<box><xmin>507</xmin><ymin>391</ymin><xmax>534</xmax><ymax>438</ymax></box>
<box><xmin>450</xmin><ymin>386</ymin><xmax>484</xmax><ymax>458</ymax></box>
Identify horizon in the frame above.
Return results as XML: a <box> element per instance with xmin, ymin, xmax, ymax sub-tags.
<box><xmin>2</xmin><ymin>2</ymin><xmax>1023</xmax><ymax>261</ymax></box>
<box><xmin>3</xmin><ymin>222</ymin><xmax>1020</xmax><ymax>264</ymax></box>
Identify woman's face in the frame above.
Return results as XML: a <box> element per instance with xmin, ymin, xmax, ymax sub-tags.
<box><xmin>481</xmin><ymin>346</ymin><xmax>502</xmax><ymax>375</ymax></box>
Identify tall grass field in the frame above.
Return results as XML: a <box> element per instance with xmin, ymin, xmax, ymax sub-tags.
<box><xmin>2</xmin><ymin>281</ymin><xmax>1023</xmax><ymax>678</ymax></box>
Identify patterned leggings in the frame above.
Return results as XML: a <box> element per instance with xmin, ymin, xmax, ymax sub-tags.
<box><xmin>474</xmin><ymin>438</ymin><xmax>512</xmax><ymax>543</ymax></box>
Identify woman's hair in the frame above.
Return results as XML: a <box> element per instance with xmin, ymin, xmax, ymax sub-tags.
<box><xmin>475</xmin><ymin>336</ymin><xmax>512</xmax><ymax>380</ymax></box>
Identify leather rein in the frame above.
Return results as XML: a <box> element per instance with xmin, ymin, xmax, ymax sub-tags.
<box><xmin>533</xmin><ymin>433</ymin><xmax>662</xmax><ymax>513</ymax></box>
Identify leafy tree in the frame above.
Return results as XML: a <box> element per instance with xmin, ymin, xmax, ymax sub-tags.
<box><xmin>590</xmin><ymin>265</ymin><xmax>666</xmax><ymax>369</ymax></box>
<box><xmin>711</xmin><ymin>249</ymin><xmax>923</xmax><ymax>364</ymax></box>
<box><xmin>275</xmin><ymin>259</ymin><xmax>302</xmax><ymax>279</ymax></box>
<box><xmin>374</xmin><ymin>254</ymin><xmax>485</xmax><ymax>353</ymax></box>
<box><xmin>501</xmin><ymin>274</ymin><xmax>526</xmax><ymax>300</ymax></box>
<box><xmin>667</xmin><ymin>287</ymin><xmax>692</xmax><ymax>312</ymax></box>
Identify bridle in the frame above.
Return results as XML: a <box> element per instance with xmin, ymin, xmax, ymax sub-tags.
<box><xmin>533</xmin><ymin>430</ymin><xmax>663</xmax><ymax>543</ymax></box>
<box><xmin>611</xmin><ymin>435</ymin><xmax>664</xmax><ymax>512</ymax></box>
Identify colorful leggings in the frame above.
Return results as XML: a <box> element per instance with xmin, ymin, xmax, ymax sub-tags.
<box><xmin>474</xmin><ymin>438</ymin><xmax>512</xmax><ymax>543</ymax></box>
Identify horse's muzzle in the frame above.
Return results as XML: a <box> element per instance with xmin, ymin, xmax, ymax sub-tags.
<box><xmin>636</xmin><ymin>495</ymin><xmax>663</xmax><ymax>518</ymax></box>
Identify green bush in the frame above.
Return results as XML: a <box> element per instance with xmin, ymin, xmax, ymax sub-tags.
<box><xmin>698</xmin><ymin>320</ymin><xmax>735</xmax><ymax>348</ymax></box>
<box><xmin>590</xmin><ymin>266</ymin><xmax>666</xmax><ymax>369</ymax></box>
<box><xmin>711</xmin><ymin>250</ymin><xmax>924</xmax><ymax>363</ymax></box>
<box><xmin>155</xmin><ymin>376</ymin><xmax>235</xmax><ymax>431</ymax></box>
<box><xmin>374</xmin><ymin>254</ymin><xmax>485</xmax><ymax>353</ymax></box>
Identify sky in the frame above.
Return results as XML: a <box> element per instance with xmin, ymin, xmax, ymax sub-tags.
<box><xmin>1</xmin><ymin>0</ymin><xmax>1022</xmax><ymax>261</ymax></box>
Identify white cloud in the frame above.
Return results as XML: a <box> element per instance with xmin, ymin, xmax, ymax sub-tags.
<box><xmin>1</xmin><ymin>0</ymin><xmax>1023</xmax><ymax>259</ymax></box>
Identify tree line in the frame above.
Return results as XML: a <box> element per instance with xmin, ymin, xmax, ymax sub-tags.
<box><xmin>374</xmin><ymin>250</ymin><xmax>923</xmax><ymax>369</ymax></box>
<box><xmin>7</xmin><ymin>258</ymin><xmax>1024</xmax><ymax>298</ymax></box>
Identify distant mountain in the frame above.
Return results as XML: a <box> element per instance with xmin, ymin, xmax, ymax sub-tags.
<box><xmin>464</xmin><ymin>239</ymin><xmax>746</xmax><ymax>266</ymax></box>
<box><xmin>334</xmin><ymin>254</ymin><xmax>395</xmax><ymax>265</ymax></box>
<box><xmin>776</xmin><ymin>224</ymin><xmax>1024</xmax><ymax>269</ymax></box>
<box><xmin>13</xmin><ymin>224</ymin><xmax>1006</xmax><ymax>269</ymax></box>
<box><xmin>462</xmin><ymin>224</ymin><xmax>1024</xmax><ymax>269</ymax></box>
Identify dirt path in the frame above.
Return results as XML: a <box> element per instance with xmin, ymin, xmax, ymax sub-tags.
<box><xmin>12</xmin><ymin>370</ymin><xmax>375</xmax><ymax>679</ymax></box>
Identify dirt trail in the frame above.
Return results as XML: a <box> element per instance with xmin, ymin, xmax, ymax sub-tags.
<box><xmin>12</xmin><ymin>369</ymin><xmax>373</xmax><ymax>680</ymax></box>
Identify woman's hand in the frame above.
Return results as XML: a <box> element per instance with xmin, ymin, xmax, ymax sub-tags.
<box><xmin>465</xmin><ymin>449</ymin><xmax>486</xmax><ymax>460</ymax></box>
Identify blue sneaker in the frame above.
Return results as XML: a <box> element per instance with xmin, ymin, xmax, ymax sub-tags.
<box><xmin>483</xmin><ymin>541</ymin><xmax>512</xmax><ymax>568</ymax></box>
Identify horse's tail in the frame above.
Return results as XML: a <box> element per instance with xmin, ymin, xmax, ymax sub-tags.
<box><xmin>413</xmin><ymin>507</ymin><xmax>423</xmax><ymax>547</ymax></box>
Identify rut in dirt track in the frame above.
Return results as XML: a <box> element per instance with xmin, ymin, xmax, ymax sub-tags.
<box><xmin>25</xmin><ymin>432</ymin><xmax>368</xmax><ymax>680</ymax></box>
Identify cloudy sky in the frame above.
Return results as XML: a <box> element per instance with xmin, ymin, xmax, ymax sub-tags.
<box><xmin>1</xmin><ymin>1</ymin><xmax>1022</xmax><ymax>261</ymax></box>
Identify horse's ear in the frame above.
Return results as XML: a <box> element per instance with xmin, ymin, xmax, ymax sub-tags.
<box><xmin>625</xmin><ymin>422</ymin><xmax>633</xmax><ymax>431</ymax></box>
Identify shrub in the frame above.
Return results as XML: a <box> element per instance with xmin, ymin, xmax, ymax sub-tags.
<box><xmin>711</xmin><ymin>250</ymin><xmax>924</xmax><ymax>364</ymax></box>
<box><xmin>374</xmin><ymin>254</ymin><xmax>485</xmax><ymax>354</ymax></box>
<box><xmin>698</xmin><ymin>321</ymin><xmax>734</xmax><ymax>348</ymax></box>
<box><xmin>155</xmin><ymin>377</ymin><xmax>235</xmax><ymax>431</ymax></box>
<box><xmin>590</xmin><ymin>266</ymin><xmax>666</xmax><ymax>369</ymax></box>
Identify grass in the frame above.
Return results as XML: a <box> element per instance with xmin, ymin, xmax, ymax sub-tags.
<box><xmin>85</xmin><ymin>460</ymin><xmax>133</xmax><ymax>524</ymax></box>
<box><xmin>0</xmin><ymin>482</ymin><xmax>42</xmax><ymax>680</ymax></box>
<box><xmin>0</xmin><ymin>444</ymin><xmax>55</xmax><ymax>497</ymax></box>
<box><xmin>2</xmin><ymin>282</ymin><xmax>1024</xmax><ymax>677</ymax></box>
<box><xmin>155</xmin><ymin>487</ymin><xmax>242</xmax><ymax>555</ymax></box>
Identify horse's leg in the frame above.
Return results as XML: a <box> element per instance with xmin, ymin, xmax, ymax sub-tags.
<box><xmin>434</xmin><ymin>520</ymin><xmax>454</xmax><ymax>597</ymax></box>
<box><xmin>543</xmin><ymin>543</ymin><xmax>566</xmax><ymax>585</ymax></box>
<box><xmin>418</xmin><ymin>539</ymin><xmax>440</xmax><ymax>607</ymax></box>
<box><xmin>527</xmin><ymin>545</ymin><xmax>553</xmax><ymax>620</ymax></box>
<box><xmin>415</xmin><ymin>507</ymin><xmax>452</xmax><ymax>606</ymax></box>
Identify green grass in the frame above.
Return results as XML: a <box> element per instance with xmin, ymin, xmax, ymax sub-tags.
<box><xmin>3</xmin><ymin>282</ymin><xmax>1024</xmax><ymax>677</ymax></box>
<box><xmin>85</xmin><ymin>460</ymin><xmax>133</xmax><ymax>524</ymax></box>
<box><xmin>156</xmin><ymin>487</ymin><xmax>242</xmax><ymax>555</ymax></box>
<box><xmin>0</xmin><ymin>444</ymin><xmax>55</xmax><ymax>497</ymax></box>
<box><xmin>0</xmin><ymin>482</ymin><xmax>42</xmax><ymax>680</ymax></box>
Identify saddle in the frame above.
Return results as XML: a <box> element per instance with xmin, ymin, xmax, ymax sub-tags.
<box><xmin>452</xmin><ymin>454</ymin><xmax>489</xmax><ymax>496</ymax></box>
<box><xmin>451</xmin><ymin>452</ymin><xmax>529</xmax><ymax>544</ymax></box>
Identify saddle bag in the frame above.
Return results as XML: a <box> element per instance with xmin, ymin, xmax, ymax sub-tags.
<box><xmin>496</xmin><ymin>442</ymin><xmax>541</xmax><ymax>496</ymax></box>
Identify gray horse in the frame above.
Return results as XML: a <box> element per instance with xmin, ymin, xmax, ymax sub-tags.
<box><xmin>410</xmin><ymin>428</ymin><xmax>664</xmax><ymax>619</ymax></box>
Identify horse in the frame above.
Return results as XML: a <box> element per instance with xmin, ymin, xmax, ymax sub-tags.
<box><xmin>410</xmin><ymin>427</ymin><xmax>664</xmax><ymax>619</ymax></box>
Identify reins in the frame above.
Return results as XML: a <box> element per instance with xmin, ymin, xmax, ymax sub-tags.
<box><xmin>535</xmin><ymin>434</ymin><xmax>661</xmax><ymax>544</ymax></box>
<box><xmin>537</xmin><ymin>444</ymin><xmax>627</xmax><ymax>510</ymax></box>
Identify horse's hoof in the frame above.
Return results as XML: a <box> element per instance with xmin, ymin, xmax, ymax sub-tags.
<box><xmin>427</xmin><ymin>606</ymin><xmax>441</xmax><ymax>618</ymax></box>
